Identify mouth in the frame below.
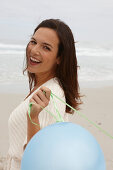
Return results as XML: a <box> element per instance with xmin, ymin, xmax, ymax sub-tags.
<box><xmin>29</xmin><ymin>57</ymin><xmax>41</xmax><ymax>65</ymax></box>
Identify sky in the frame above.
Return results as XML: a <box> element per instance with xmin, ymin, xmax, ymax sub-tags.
<box><xmin>0</xmin><ymin>0</ymin><xmax>113</xmax><ymax>46</ymax></box>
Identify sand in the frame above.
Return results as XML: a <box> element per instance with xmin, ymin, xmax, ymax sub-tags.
<box><xmin>0</xmin><ymin>86</ymin><xmax>113</xmax><ymax>169</ymax></box>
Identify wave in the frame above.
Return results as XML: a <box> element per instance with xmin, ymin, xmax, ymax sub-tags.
<box><xmin>0</xmin><ymin>43</ymin><xmax>26</xmax><ymax>49</ymax></box>
<box><xmin>0</xmin><ymin>43</ymin><xmax>113</xmax><ymax>57</ymax></box>
<box><xmin>0</xmin><ymin>43</ymin><xmax>113</xmax><ymax>84</ymax></box>
<box><xmin>0</xmin><ymin>43</ymin><xmax>26</xmax><ymax>54</ymax></box>
<box><xmin>76</xmin><ymin>47</ymin><xmax>113</xmax><ymax>57</ymax></box>
<box><xmin>0</xmin><ymin>51</ymin><xmax>25</xmax><ymax>55</ymax></box>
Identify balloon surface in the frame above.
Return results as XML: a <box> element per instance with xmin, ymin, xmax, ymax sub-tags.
<box><xmin>21</xmin><ymin>122</ymin><xmax>106</xmax><ymax>170</ymax></box>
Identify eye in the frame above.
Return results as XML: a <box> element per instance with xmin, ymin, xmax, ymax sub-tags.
<box><xmin>43</xmin><ymin>46</ymin><xmax>51</xmax><ymax>51</ymax></box>
<box><xmin>30</xmin><ymin>40</ymin><xmax>36</xmax><ymax>45</ymax></box>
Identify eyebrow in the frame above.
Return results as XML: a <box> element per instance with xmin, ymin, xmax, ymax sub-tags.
<box><xmin>31</xmin><ymin>37</ymin><xmax>53</xmax><ymax>48</ymax></box>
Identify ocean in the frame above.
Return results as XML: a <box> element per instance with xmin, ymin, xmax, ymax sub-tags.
<box><xmin>0</xmin><ymin>43</ymin><xmax>113</xmax><ymax>93</ymax></box>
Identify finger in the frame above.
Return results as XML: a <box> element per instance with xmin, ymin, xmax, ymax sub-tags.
<box><xmin>29</xmin><ymin>98</ymin><xmax>42</xmax><ymax>116</ymax></box>
<box><xmin>36</xmin><ymin>90</ymin><xmax>49</xmax><ymax>104</ymax></box>
<box><xmin>33</xmin><ymin>94</ymin><xmax>47</xmax><ymax>108</ymax></box>
<box><xmin>29</xmin><ymin>98</ymin><xmax>37</xmax><ymax>105</ymax></box>
<box><xmin>40</xmin><ymin>86</ymin><xmax>51</xmax><ymax>100</ymax></box>
<box><xmin>30</xmin><ymin>97</ymin><xmax>44</xmax><ymax>109</ymax></box>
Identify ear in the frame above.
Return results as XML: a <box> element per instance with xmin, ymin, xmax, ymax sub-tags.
<box><xmin>56</xmin><ymin>57</ymin><xmax>60</xmax><ymax>65</ymax></box>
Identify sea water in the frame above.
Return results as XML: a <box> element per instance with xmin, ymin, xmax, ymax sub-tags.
<box><xmin>0</xmin><ymin>43</ymin><xmax>113</xmax><ymax>93</ymax></box>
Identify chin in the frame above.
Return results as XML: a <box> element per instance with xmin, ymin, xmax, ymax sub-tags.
<box><xmin>27</xmin><ymin>67</ymin><xmax>36</xmax><ymax>73</ymax></box>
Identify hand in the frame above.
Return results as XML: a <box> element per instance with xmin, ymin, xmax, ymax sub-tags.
<box><xmin>29</xmin><ymin>86</ymin><xmax>51</xmax><ymax>119</ymax></box>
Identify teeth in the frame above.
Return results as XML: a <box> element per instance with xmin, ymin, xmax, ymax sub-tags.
<box><xmin>30</xmin><ymin>57</ymin><xmax>40</xmax><ymax>63</ymax></box>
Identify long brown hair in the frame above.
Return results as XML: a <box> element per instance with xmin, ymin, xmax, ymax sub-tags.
<box><xmin>23</xmin><ymin>19</ymin><xmax>82</xmax><ymax>114</ymax></box>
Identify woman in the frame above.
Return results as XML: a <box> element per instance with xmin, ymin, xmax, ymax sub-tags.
<box><xmin>6</xmin><ymin>19</ymin><xmax>82</xmax><ymax>170</ymax></box>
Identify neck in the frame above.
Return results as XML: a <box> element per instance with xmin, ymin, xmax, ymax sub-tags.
<box><xmin>35</xmin><ymin>71</ymin><xmax>55</xmax><ymax>88</ymax></box>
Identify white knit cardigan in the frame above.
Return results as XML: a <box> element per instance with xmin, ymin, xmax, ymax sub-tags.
<box><xmin>5</xmin><ymin>78</ymin><xmax>69</xmax><ymax>170</ymax></box>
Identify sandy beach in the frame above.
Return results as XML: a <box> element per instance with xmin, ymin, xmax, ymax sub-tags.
<box><xmin>0</xmin><ymin>86</ymin><xmax>113</xmax><ymax>169</ymax></box>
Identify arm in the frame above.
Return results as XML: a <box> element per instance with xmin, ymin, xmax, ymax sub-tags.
<box><xmin>23</xmin><ymin>114</ymin><xmax>40</xmax><ymax>150</ymax></box>
<box><xmin>27</xmin><ymin>113</ymin><xmax>40</xmax><ymax>144</ymax></box>
<box><xmin>24</xmin><ymin>86</ymin><xmax>51</xmax><ymax>149</ymax></box>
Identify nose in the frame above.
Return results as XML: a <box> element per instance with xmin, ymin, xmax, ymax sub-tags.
<box><xmin>31</xmin><ymin>44</ymin><xmax>40</xmax><ymax>56</ymax></box>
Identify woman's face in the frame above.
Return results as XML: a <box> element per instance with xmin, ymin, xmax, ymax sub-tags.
<box><xmin>26</xmin><ymin>27</ymin><xmax>60</xmax><ymax>76</ymax></box>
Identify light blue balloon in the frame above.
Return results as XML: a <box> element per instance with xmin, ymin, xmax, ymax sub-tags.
<box><xmin>21</xmin><ymin>122</ymin><xmax>106</xmax><ymax>170</ymax></box>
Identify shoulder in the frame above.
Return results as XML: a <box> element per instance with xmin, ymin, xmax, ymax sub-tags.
<box><xmin>25</xmin><ymin>77</ymin><xmax>64</xmax><ymax>101</ymax></box>
<box><xmin>42</xmin><ymin>77</ymin><xmax>64</xmax><ymax>98</ymax></box>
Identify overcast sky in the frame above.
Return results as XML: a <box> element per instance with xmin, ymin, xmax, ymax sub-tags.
<box><xmin>0</xmin><ymin>0</ymin><xmax>113</xmax><ymax>46</ymax></box>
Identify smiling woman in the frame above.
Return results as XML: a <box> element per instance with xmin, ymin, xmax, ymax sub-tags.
<box><xmin>26</xmin><ymin>27</ymin><xmax>60</xmax><ymax>78</ymax></box>
<box><xmin>6</xmin><ymin>19</ymin><xmax>82</xmax><ymax>170</ymax></box>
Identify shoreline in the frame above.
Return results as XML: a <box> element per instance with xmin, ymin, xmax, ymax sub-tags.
<box><xmin>0</xmin><ymin>85</ymin><xmax>113</xmax><ymax>169</ymax></box>
<box><xmin>0</xmin><ymin>80</ymin><xmax>113</xmax><ymax>94</ymax></box>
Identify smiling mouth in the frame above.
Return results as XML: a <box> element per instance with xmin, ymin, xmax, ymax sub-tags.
<box><xmin>30</xmin><ymin>57</ymin><xmax>41</xmax><ymax>65</ymax></box>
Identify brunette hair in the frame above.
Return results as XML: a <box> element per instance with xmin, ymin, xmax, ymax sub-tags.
<box><xmin>23</xmin><ymin>19</ymin><xmax>82</xmax><ymax>114</ymax></box>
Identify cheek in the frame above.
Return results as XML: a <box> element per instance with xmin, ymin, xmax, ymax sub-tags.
<box><xmin>27</xmin><ymin>47</ymin><xmax>31</xmax><ymax>55</ymax></box>
<box><xmin>26</xmin><ymin>44</ymin><xmax>33</xmax><ymax>55</ymax></box>
<box><xmin>43</xmin><ymin>50</ymin><xmax>58</xmax><ymax>64</ymax></box>
<box><xmin>44</xmin><ymin>55</ymin><xmax>57</xmax><ymax>66</ymax></box>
